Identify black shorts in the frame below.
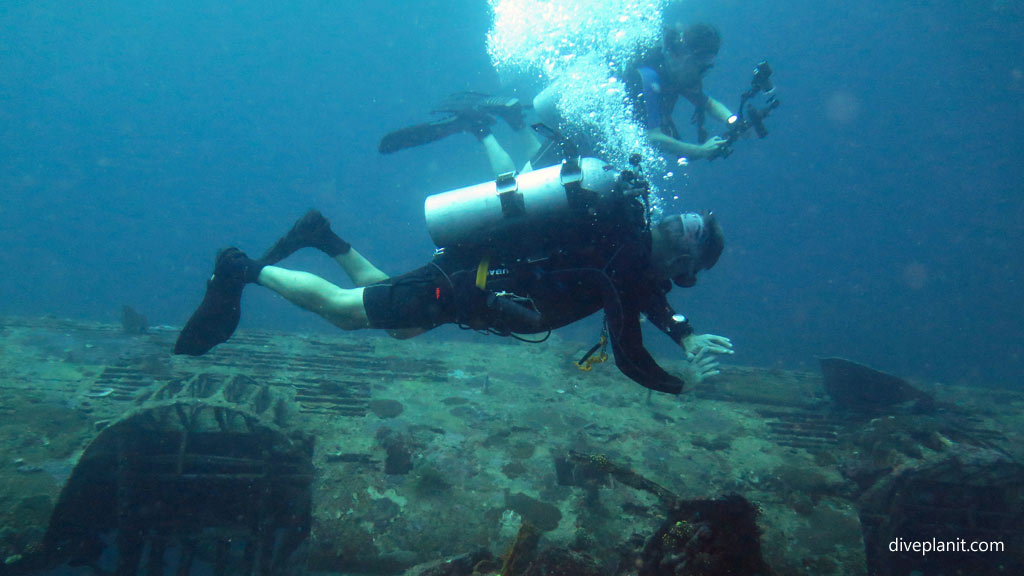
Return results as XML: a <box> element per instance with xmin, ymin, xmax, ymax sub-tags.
<box><xmin>362</xmin><ymin>264</ymin><xmax>456</xmax><ymax>330</ymax></box>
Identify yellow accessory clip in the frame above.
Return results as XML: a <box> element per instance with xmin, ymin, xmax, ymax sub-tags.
<box><xmin>575</xmin><ymin>330</ymin><xmax>608</xmax><ymax>372</ymax></box>
<box><xmin>475</xmin><ymin>255</ymin><xmax>490</xmax><ymax>290</ymax></box>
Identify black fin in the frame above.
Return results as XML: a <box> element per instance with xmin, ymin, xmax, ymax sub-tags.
<box><xmin>261</xmin><ymin>210</ymin><xmax>350</xmax><ymax>263</ymax></box>
<box><xmin>173</xmin><ymin>250</ymin><xmax>248</xmax><ymax>356</ymax></box>
<box><xmin>379</xmin><ymin>115</ymin><xmax>489</xmax><ymax>154</ymax></box>
<box><xmin>430</xmin><ymin>91</ymin><xmax>491</xmax><ymax>115</ymax></box>
<box><xmin>433</xmin><ymin>92</ymin><xmax>524</xmax><ymax>129</ymax></box>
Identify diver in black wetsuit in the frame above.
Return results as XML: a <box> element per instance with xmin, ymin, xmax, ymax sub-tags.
<box><xmin>175</xmin><ymin>163</ymin><xmax>732</xmax><ymax>393</ymax></box>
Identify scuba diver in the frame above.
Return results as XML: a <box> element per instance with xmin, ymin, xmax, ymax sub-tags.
<box><xmin>174</xmin><ymin>158</ymin><xmax>733</xmax><ymax>393</ymax></box>
<box><xmin>378</xmin><ymin>23</ymin><xmax>741</xmax><ymax>173</ymax></box>
<box><xmin>618</xmin><ymin>22</ymin><xmax>736</xmax><ymax>161</ymax></box>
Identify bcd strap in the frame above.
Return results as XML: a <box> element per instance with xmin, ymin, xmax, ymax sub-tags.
<box><xmin>560</xmin><ymin>156</ymin><xmax>594</xmax><ymax>212</ymax></box>
<box><xmin>693</xmin><ymin>104</ymin><xmax>708</xmax><ymax>144</ymax></box>
<box><xmin>495</xmin><ymin>171</ymin><xmax>524</xmax><ymax>218</ymax></box>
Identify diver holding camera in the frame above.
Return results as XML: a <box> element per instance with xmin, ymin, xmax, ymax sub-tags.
<box><xmin>616</xmin><ymin>24</ymin><xmax>779</xmax><ymax>163</ymax></box>
<box><xmin>378</xmin><ymin>23</ymin><xmax>778</xmax><ymax>172</ymax></box>
<box><xmin>707</xmin><ymin>60</ymin><xmax>781</xmax><ymax>160</ymax></box>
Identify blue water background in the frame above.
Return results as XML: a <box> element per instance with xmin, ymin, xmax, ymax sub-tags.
<box><xmin>2</xmin><ymin>1</ymin><xmax>1021</xmax><ymax>387</ymax></box>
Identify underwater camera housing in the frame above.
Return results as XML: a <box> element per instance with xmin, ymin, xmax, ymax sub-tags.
<box><xmin>711</xmin><ymin>59</ymin><xmax>781</xmax><ymax>159</ymax></box>
<box><xmin>751</xmin><ymin>60</ymin><xmax>774</xmax><ymax>94</ymax></box>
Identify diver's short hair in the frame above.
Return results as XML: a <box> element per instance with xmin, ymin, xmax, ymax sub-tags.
<box><xmin>667</xmin><ymin>23</ymin><xmax>721</xmax><ymax>58</ymax></box>
<box><xmin>699</xmin><ymin>212</ymin><xmax>724</xmax><ymax>270</ymax></box>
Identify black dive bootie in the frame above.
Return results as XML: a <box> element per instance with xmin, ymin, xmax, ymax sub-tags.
<box><xmin>259</xmin><ymin>209</ymin><xmax>351</xmax><ymax>265</ymax></box>
<box><xmin>174</xmin><ymin>248</ymin><xmax>262</xmax><ymax>356</ymax></box>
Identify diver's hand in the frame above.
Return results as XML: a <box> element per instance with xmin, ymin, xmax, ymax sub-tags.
<box><xmin>683</xmin><ymin>333</ymin><xmax>734</xmax><ymax>356</ymax></box>
<box><xmin>680</xmin><ymin>347</ymin><xmax>722</xmax><ymax>385</ymax></box>
<box><xmin>697</xmin><ymin>136</ymin><xmax>728</xmax><ymax>158</ymax></box>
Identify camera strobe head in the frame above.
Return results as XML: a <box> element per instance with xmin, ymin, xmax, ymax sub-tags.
<box><xmin>752</xmin><ymin>60</ymin><xmax>774</xmax><ymax>94</ymax></box>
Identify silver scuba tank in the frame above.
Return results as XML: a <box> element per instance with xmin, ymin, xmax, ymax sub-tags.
<box><xmin>424</xmin><ymin>157</ymin><xmax>620</xmax><ymax>250</ymax></box>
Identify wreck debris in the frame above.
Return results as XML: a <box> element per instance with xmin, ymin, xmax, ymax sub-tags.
<box><xmin>857</xmin><ymin>445</ymin><xmax>1024</xmax><ymax>576</ymax></box>
<box><xmin>638</xmin><ymin>494</ymin><xmax>775</xmax><ymax>576</ymax></box>
<box><xmin>120</xmin><ymin>305</ymin><xmax>149</xmax><ymax>334</ymax></box>
<box><xmin>557</xmin><ymin>450</ymin><xmax>678</xmax><ymax>507</ymax></box>
<box><xmin>818</xmin><ymin>357</ymin><xmax>934</xmax><ymax>413</ymax></box>
<box><xmin>15</xmin><ymin>374</ymin><xmax>314</xmax><ymax>575</ymax></box>
<box><xmin>497</xmin><ymin>523</ymin><xmax>541</xmax><ymax>576</ymax></box>
<box><xmin>2</xmin><ymin>318</ymin><xmax>1018</xmax><ymax>575</ymax></box>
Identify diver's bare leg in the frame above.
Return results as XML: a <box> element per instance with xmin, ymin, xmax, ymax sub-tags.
<box><xmin>257</xmin><ymin>264</ymin><xmax>423</xmax><ymax>339</ymax></box>
<box><xmin>256</xmin><ymin>266</ymin><xmax>368</xmax><ymax>330</ymax></box>
<box><xmin>332</xmin><ymin>252</ymin><xmax>425</xmax><ymax>339</ymax></box>
<box><xmin>480</xmin><ymin>133</ymin><xmax>517</xmax><ymax>176</ymax></box>
<box><xmin>333</xmin><ymin>248</ymin><xmax>389</xmax><ymax>287</ymax></box>
<box><xmin>516</xmin><ymin>127</ymin><xmax>543</xmax><ymax>164</ymax></box>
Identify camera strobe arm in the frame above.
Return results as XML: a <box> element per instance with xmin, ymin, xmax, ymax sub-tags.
<box><xmin>709</xmin><ymin>60</ymin><xmax>780</xmax><ymax>160</ymax></box>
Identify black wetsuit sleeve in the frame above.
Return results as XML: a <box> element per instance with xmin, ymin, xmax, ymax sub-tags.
<box><xmin>600</xmin><ymin>268</ymin><xmax>685</xmax><ymax>394</ymax></box>
<box><xmin>606</xmin><ymin>297</ymin><xmax>685</xmax><ymax>395</ymax></box>
<box><xmin>643</xmin><ymin>285</ymin><xmax>694</xmax><ymax>344</ymax></box>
